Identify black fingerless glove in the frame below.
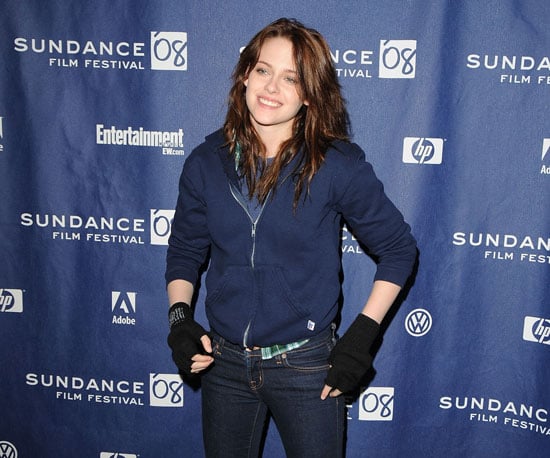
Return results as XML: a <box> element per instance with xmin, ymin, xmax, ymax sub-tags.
<box><xmin>167</xmin><ymin>302</ymin><xmax>208</xmax><ymax>376</ymax></box>
<box><xmin>325</xmin><ymin>314</ymin><xmax>380</xmax><ymax>394</ymax></box>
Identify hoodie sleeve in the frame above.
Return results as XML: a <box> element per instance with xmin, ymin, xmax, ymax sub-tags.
<box><xmin>334</xmin><ymin>143</ymin><xmax>417</xmax><ymax>287</ymax></box>
<box><xmin>165</xmin><ymin>154</ymin><xmax>211</xmax><ymax>286</ymax></box>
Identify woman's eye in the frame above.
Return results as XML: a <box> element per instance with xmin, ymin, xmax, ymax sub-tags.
<box><xmin>285</xmin><ymin>76</ymin><xmax>298</xmax><ymax>84</ymax></box>
<box><xmin>256</xmin><ymin>68</ymin><xmax>269</xmax><ymax>75</ymax></box>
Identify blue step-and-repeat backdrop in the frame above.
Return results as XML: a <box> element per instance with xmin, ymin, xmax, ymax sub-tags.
<box><xmin>1</xmin><ymin>1</ymin><xmax>549</xmax><ymax>457</ymax></box>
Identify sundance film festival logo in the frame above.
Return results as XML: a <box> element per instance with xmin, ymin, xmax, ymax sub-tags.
<box><xmin>0</xmin><ymin>441</ymin><xmax>17</xmax><ymax>458</ymax></box>
<box><xmin>151</xmin><ymin>32</ymin><xmax>187</xmax><ymax>71</ymax></box>
<box><xmin>25</xmin><ymin>372</ymin><xmax>182</xmax><ymax>408</ymax></box>
<box><xmin>151</xmin><ymin>209</ymin><xmax>175</xmax><ymax>245</ymax></box>
<box><xmin>20</xmin><ymin>209</ymin><xmax>178</xmax><ymax>246</ymax></box>
<box><xmin>358</xmin><ymin>387</ymin><xmax>394</xmax><ymax>421</ymax></box>
<box><xmin>379</xmin><ymin>40</ymin><xmax>417</xmax><ymax>78</ymax></box>
<box><xmin>112</xmin><ymin>291</ymin><xmax>136</xmax><ymax>325</ymax></box>
<box><xmin>523</xmin><ymin>316</ymin><xmax>550</xmax><ymax>345</ymax></box>
<box><xmin>467</xmin><ymin>52</ymin><xmax>550</xmax><ymax>86</ymax></box>
<box><xmin>403</xmin><ymin>137</ymin><xmax>444</xmax><ymax>164</ymax></box>
<box><xmin>0</xmin><ymin>289</ymin><xmax>23</xmax><ymax>313</ymax></box>
<box><xmin>330</xmin><ymin>39</ymin><xmax>416</xmax><ymax>80</ymax></box>
<box><xmin>13</xmin><ymin>32</ymin><xmax>187</xmax><ymax>71</ymax></box>
<box><xmin>149</xmin><ymin>373</ymin><xmax>184</xmax><ymax>407</ymax></box>
<box><xmin>405</xmin><ymin>308</ymin><xmax>432</xmax><ymax>337</ymax></box>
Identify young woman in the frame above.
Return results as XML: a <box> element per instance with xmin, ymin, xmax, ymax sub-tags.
<box><xmin>165</xmin><ymin>18</ymin><xmax>417</xmax><ymax>458</ymax></box>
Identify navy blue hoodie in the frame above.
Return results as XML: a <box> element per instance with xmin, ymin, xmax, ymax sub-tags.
<box><xmin>166</xmin><ymin>130</ymin><xmax>417</xmax><ymax>347</ymax></box>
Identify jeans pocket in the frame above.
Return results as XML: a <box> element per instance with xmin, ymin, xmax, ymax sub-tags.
<box><xmin>281</xmin><ymin>340</ymin><xmax>332</xmax><ymax>371</ymax></box>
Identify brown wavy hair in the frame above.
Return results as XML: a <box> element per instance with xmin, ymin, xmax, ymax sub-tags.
<box><xmin>223</xmin><ymin>18</ymin><xmax>350</xmax><ymax>209</ymax></box>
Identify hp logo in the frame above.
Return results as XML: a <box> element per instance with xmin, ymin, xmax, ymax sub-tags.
<box><xmin>403</xmin><ymin>137</ymin><xmax>444</xmax><ymax>164</ymax></box>
<box><xmin>0</xmin><ymin>289</ymin><xmax>23</xmax><ymax>313</ymax></box>
<box><xmin>523</xmin><ymin>316</ymin><xmax>550</xmax><ymax>345</ymax></box>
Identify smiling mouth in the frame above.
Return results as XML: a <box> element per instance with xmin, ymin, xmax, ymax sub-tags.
<box><xmin>258</xmin><ymin>97</ymin><xmax>281</xmax><ymax>108</ymax></box>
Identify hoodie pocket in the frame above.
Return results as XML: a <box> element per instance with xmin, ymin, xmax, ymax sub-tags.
<box><xmin>262</xmin><ymin>266</ymin><xmax>308</xmax><ymax>319</ymax></box>
<box><xmin>205</xmin><ymin>266</ymin><xmax>255</xmax><ymax>339</ymax></box>
<box><xmin>247</xmin><ymin>265</ymin><xmax>313</xmax><ymax>345</ymax></box>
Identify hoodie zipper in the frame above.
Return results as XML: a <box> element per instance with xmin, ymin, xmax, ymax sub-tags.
<box><xmin>228</xmin><ymin>184</ymin><xmax>271</xmax><ymax>348</ymax></box>
<box><xmin>228</xmin><ymin>184</ymin><xmax>270</xmax><ymax>269</ymax></box>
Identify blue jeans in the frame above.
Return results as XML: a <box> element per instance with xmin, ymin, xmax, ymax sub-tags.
<box><xmin>201</xmin><ymin>325</ymin><xmax>345</xmax><ymax>458</ymax></box>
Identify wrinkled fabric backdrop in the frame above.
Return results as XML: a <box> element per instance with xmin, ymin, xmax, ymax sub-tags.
<box><xmin>0</xmin><ymin>1</ymin><xmax>549</xmax><ymax>457</ymax></box>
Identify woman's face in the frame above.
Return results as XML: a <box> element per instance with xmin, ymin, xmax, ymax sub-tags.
<box><xmin>244</xmin><ymin>37</ymin><xmax>308</xmax><ymax>147</ymax></box>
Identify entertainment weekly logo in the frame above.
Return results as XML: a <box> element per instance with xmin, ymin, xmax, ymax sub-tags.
<box><xmin>96</xmin><ymin>124</ymin><xmax>185</xmax><ymax>156</ymax></box>
<box><xmin>13</xmin><ymin>31</ymin><xmax>187</xmax><ymax>71</ymax></box>
<box><xmin>19</xmin><ymin>209</ymin><xmax>175</xmax><ymax>246</ymax></box>
<box><xmin>25</xmin><ymin>372</ymin><xmax>184</xmax><ymax>408</ymax></box>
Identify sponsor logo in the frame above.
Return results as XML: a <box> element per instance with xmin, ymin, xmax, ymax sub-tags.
<box><xmin>541</xmin><ymin>139</ymin><xmax>550</xmax><ymax>175</ymax></box>
<box><xmin>523</xmin><ymin>316</ymin><xmax>550</xmax><ymax>345</ymax></box>
<box><xmin>149</xmin><ymin>373</ymin><xmax>184</xmax><ymax>407</ymax></box>
<box><xmin>151</xmin><ymin>209</ymin><xmax>175</xmax><ymax>246</ymax></box>
<box><xmin>100</xmin><ymin>453</ymin><xmax>137</xmax><ymax>458</ymax></box>
<box><xmin>405</xmin><ymin>308</ymin><xmax>432</xmax><ymax>337</ymax></box>
<box><xmin>13</xmin><ymin>32</ymin><xmax>188</xmax><ymax>72</ymax></box>
<box><xmin>330</xmin><ymin>48</ymin><xmax>374</xmax><ymax>79</ymax></box>
<box><xmin>25</xmin><ymin>372</ymin><xmax>183</xmax><ymax>408</ymax></box>
<box><xmin>329</xmin><ymin>39</ymin><xmax>417</xmax><ymax>80</ymax></box>
<box><xmin>403</xmin><ymin>137</ymin><xmax>444</xmax><ymax>165</ymax></box>
<box><xmin>341</xmin><ymin>225</ymin><xmax>364</xmax><ymax>255</ymax></box>
<box><xmin>19</xmin><ymin>210</ymin><xmax>174</xmax><ymax>246</ymax></box>
<box><xmin>112</xmin><ymin>292</ymin><xmax>136</xmax><ymax>326</ymax></box>
<box><xmin>452</xmin><ymin>231</ymin><xmax>550</xmax><ymax>265</ymax></box>
<box><xmin>150</xmin><ymin>32</ymin><xmax>187</xmax><ymax>71</ymax></box>
<box><xmin>0</xmin><ymin>289</ymin><xmax>23</xmax><ymax>313</ymax></box>
<box><xmin>358</xmin><ymin>387</ymin><xmax>395</xmax><ymax>421</ymax></box>
<box><xmin>0</xmin><ymin>442</ymin><xmax>17</xmax><ymax>458</ymax></box>
<box><xmin>466</xmin><ymin>52</ymin><xmax>550</xmax><ymax>86</ymax></box>
<box><xmin>439</xmin><ymin>395</ymin><xmax>550</xmax><ymax>437</ymax></box>
<box><xmin>379</xmin><ymin>40</ymin><xmax>417</xmax><ymax>79</ymax></box>
<box><xmin>543</xmin><ymin>139</ymin><xmax>550</xmax><ymax>161</ymax></box>
<box><xmin>96</xmin><ymin>124</ymin><xmax>185</xmax><ymax>155</ymax></box>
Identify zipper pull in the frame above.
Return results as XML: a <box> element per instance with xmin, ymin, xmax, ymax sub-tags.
<box><xmin>251</xmin><ymin>222</ymin><xmax>256</xmax><ymax>238</ymax></box>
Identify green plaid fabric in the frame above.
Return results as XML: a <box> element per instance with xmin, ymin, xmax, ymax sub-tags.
<box><xmin>260</xmin><ymin>339</ymin><xmax>309</xmax><ymax>360</ymax></box>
